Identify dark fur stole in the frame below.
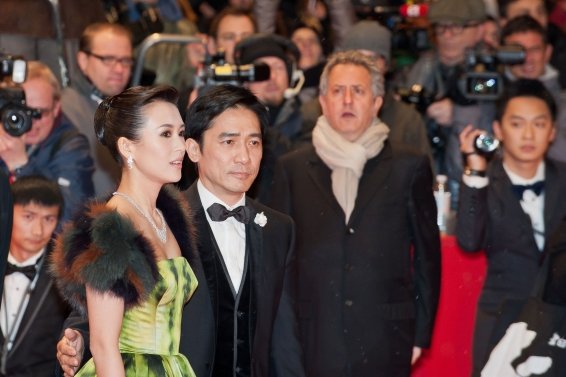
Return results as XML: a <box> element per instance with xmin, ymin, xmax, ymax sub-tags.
<box><xmin>50</xmin><ymin>185</ymin><xmax>198</xmax><ymax>317</ymax></box>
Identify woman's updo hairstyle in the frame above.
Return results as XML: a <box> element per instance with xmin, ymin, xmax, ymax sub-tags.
<box><xmin>94</xmin><ymin>85</ymin><xmax>179</xmax><ymax>164</ymax></box>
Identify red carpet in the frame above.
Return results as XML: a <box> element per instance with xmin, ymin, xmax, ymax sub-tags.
<box><xmin>412</xmin><ymin>236</ymin><xmax>487</xmax><ymax>377</ymax></box>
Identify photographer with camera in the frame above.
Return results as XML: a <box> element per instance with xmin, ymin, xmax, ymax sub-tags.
<box><xmin>500</xmin><ymin>15</ymin><xmax>566</xmax><ymax>163</ymax></box>
<box><xmin>235</xmin><ymin>33</ymin><xmax>306</xmax><ymax>203</ymax></box>
<box><xmin>0</xmin><ymin>61</ymin><xmax>94</xmax><ymax>226</ymax></box>
<box><xmin>404</xmin><ymin>0</ymin><xmax>496</xmax><ymax>210</ymax></box>
<box><xmin>61</xmin><ymin>22</ymin><xmax>133</xmax><ymax>197</ymax></box>
<box><xmin>456</xmin><ymin>79</ymin><xmax>566</xmax><ymax>376</ymax></box>
<box><xmin>498</xmin><ymin>0</ymin><xmax>566</xmax><ymax>89</ymax></box>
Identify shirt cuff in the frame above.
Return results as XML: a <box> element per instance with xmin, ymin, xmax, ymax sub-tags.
<box><xmin>462</xmin><ymin>174</ymin><xmax>489</xmax><ymax>188</ymax></box>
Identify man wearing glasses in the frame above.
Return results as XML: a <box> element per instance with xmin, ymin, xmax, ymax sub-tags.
<box><xmin>403</xmin><ymin>0</ymin><xmax>494</xmax><ymax>210</ymax></box>
<box><xmin>0</xmin><ymin>61</ymin><xmax>94</xmax><ymax>225</ymax></box>
<box><xmin>62</xmin><ymin>22</ymin><xmax>133</xmax><ymax>197</ymax></box>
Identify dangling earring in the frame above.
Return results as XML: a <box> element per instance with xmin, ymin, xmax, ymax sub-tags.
<box><xmin>127</xmin><ymin>154</ymin><xmax>134</xmax><ymax>170</ymax></box>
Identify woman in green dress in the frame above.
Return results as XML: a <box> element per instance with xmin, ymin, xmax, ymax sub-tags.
<box><xmin>51</xmin><ymin>85</ymin><xmax>197</xmax><ymax>377</ymax></box>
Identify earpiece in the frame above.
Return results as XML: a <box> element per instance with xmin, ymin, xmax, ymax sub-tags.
<box><xmin>283</xmin><ymin>69</ymin><xmax>305</xmax><ymax>99</ymax></box>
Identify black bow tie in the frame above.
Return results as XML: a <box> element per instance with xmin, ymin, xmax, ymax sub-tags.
<box><xmin>511</xmin><ymin>181</ymin><xmax>545</xmax><ymax>200</ymax></box>
<box><xmin>207</xmin><ymin>203</ymin><xmax>253</xmax><ymax>224</ymax></box>
<box><xmin>5</xmin><ymin>262</ymin><xmax>37</xmax><ymax>280</ymax></box>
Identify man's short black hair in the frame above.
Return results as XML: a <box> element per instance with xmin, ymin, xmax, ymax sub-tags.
<box><xmin>501</xmin><ymin>15</ymin><xmax>548</xmax><ymax>45</ymax></box>
<box><xmin>11</xmin><ymin>175</ymin><xmax>64</xmax><ymax>218</ymax></box>
<box><xmin>497</xmin><ymin>0</ymin><xmax>550</xmax><ymax>19</ymax></box>
<box><xmin>496</xmin><ymin>78</ymin><xmax>557</xmax><ymax>122</ymax></box>
<box><xmin>184</xmin><ymin>84</ymin><xmax>268</xmax><ymax>148</ymax></box>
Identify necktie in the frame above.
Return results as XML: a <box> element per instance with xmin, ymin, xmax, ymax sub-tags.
<box><xmin>5</xmin><ymin>262</ymin><xmax>37</xmax><ymax>280</ymax></box>
<box><xmin>511</xmin><ymin>181</ymin><xmax>545</xmax><ymax>200</ymax></box>
<box><xmin>207</xmin><ymin>203</ymin><xmax>253</xmax><ymax>224</ymax></box>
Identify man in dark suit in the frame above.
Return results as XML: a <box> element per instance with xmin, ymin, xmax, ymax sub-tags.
<box><xmin>1</xmin><ymin>175</ymin><xmax>70</xmax><ymax>377</ymax></box>
<box><xmin>56</xmin><ymin>85</ymin><xmax>304</xmax><ymax>377</ymax></box>
<box><xmin>457</xmin><ymin>79</ymin><xmax>566</xmax><ymax>375</ymax></box>
<box><xmin>270</xmin><ymin>50</ymin><xmax>441</xmax><ymax>377</ymax></box>
<box><xmin>181</xmin><ymin>85</ymin><xmax>304</xmax><ymax>377</ymax></box>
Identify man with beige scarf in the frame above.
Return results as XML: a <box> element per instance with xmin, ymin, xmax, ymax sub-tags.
<box><xmin>270</xmin><ymin>50</ymin><xmax>441</xmax><ymax>377</ymax></box>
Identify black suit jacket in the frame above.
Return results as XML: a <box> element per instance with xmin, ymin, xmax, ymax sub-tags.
<box><xmin>1</xmin><ymin>243</ymin><xmax>71</xmax><ymax>377</ymax></box>
<box><xmin>181</xmin><ymin>183</ymin><xmax>304</xmax><ymax>377</ymax></box>
<box><xmin>270</xmin><ymin>142</ymin><xmax>441</xmax><ymax>377</ymax></box>
<box><xmin>457</xmin><ymin>158</ymin><xmax>566</xmax><ymax>369</ymax></box>
<box><xmin>457</xmin><ymin>158</ymin><xmax>566</xmax><ymax>311</ymax></box>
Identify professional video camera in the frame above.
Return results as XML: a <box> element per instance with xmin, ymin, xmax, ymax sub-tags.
<box><xmin>194</xmin><ymin>51</ymin><xmax>270</xmax><ymax>91</ymax></box>
<box><xmin>1</xmin><ymin>55</ymin><xmax>39</xmax><ymax>137</ymax></box>
<box><xmin>353</xmin><ymin>0</ymin><xmax>432</xmax><ymax>56</ymax></box>
<box><xmin>458</xmin><ymin>44</ymin><xmax>525</xmax><ymax>100</ymax></box>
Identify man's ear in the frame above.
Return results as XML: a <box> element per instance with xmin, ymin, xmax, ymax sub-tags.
<box><xmin>52</xmin><ymin>100</ymin><xmax>62</xmax><ymax>117</ymax></box>
<box><xmin>186</xmin><ymin>138</ymin><xmax>201</xmax><ymax>163</ymax></box>
<box><xmin>545</xmin><ymin>43</ymin><xmax>553</xmax><ymax>65</ymax></box>
<box><xmin>373</xmin><ymin>95</ymin><xmax>384</xmax><ymax>116</ymax></box>
<box><xmin>77</xmin><ymin>51</ymin><xmax>88</xmax><ymax>73</ymax></box>
<box><xmin>493</xmin><ymin>120</ymin><xmax>503</xmax><ymax>141</ymax></box>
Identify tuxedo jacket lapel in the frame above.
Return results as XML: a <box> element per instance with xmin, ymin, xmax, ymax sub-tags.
<box><xmin>186</xmin><ymin>184</ymin><xmax>220</xmax><ymax>329</ymax></box>
<box><xmin>245</xmin><ymin>200</ymin><xmax>263</xmax><ymax>345</ymax></box>
<box><xmin>544</xmin><ymin>161</ymin><xmax>566</xmax><ymax>236</ymax></box>
<box><xmin>491</xmin><ymin>161</ymin><xmax>545</xmax><ymax>254</ymax></box>
<box><xmin>4</xmin><ymin>247</ymin><xmax>53</xmax><ymax>358</ymax></box>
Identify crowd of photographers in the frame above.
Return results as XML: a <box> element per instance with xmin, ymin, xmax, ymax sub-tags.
<box><xmin>1</xmin><ymin>0</ymin><xmax>566</xmax><ymax>376</ymax></box>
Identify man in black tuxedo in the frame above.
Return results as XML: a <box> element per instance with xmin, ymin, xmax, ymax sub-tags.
<box><xmin>1</xmin><ymin>175</ymin><xmax>70</xmax><ymax>377</ymax></box>
<box><xmin>56</xmin><ymin>85</ymin><xmax>304</xmax><ymax>377</ymax></box>
<box><xmin>181</xmin><ymin>85</ymin><xmax>304</xmax><ymax>377</ymax></box>
<box><xmin>457</xmin><ymin>79</ymin><xmax>566</xmax><ymax>376</ymax></box>
<box><xmin>270</xmin><ymin>50</ymin><xmax>441</xmax><ymax>376</ymax></box>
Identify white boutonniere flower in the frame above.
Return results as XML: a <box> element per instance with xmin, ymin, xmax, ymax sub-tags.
<box><xmin>254</xmin><ymin>212</ymin><xmax>267</xmax><ymax>227</ymax></box>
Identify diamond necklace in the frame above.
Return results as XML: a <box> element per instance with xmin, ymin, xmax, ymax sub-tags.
<box><xmin>112</xmin><ymin>191</ymin><xmax>167</xmax><ymax>243</ymax></box>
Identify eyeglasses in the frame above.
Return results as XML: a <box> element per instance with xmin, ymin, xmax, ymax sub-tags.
<box><xmin>83</xmin><ymin>51</ymin><xmax>135</xmax><ymax>67</ymax></box>
<box><xmin>30</xmin><ymin>106</ymin><xmax>54</xmax><ymax>120</ymax></box>
<box><xmin>434</xmin><ymin>22</ymin><xmax>480</xmax><ymax>35</ymax></box>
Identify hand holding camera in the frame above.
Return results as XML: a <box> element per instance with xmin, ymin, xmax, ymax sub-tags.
<box><xmin>459</xmin><ymin>124</ymin><xmax>499</xmax><ymax>173</ymax></box>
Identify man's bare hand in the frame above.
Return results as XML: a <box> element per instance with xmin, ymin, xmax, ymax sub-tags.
<box><xmin>412</xmin><ymin>346</ymin><xmax>422</xmax><ymax>365</ymax></box>
<box><xmin>57</xmin><ymin>328</ymin><xmax>84</xmax><ymax>377</ymax></box>
<box><xmin>0</xmin><ymin>127</ymin><xmax>27</xmax><ymax>171</ymax></box>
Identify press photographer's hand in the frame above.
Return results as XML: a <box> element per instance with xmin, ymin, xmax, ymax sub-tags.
<box><xmin>0</xmin><ymin>126</ymin><xmax>28</xmax><ymax>171</ymax></box>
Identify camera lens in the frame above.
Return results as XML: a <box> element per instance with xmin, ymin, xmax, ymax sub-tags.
<box><xmin>474</xmin><ymin>134</ymin><xmax>499</xmax><ymax>154</ymax></box>
<box><xmin>1</xmin><ymin>106</ymin><xmax>32</xmax><ymax>137</ymax></box>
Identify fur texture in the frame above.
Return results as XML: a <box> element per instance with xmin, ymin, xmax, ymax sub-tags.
<box><xmin>50</xmin><ymin>185</ymin><xmax>198</xmax><ymax>317</ymax></box>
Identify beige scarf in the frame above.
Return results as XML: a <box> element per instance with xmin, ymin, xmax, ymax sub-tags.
<box><xmin>312</xmin><ymin>115</ymin><xmax>389</xmax><ymax>223</ymax></box>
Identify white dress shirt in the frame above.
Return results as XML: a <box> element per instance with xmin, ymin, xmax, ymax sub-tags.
<box><xmin>503</xmin><ymin>162</ymin><xmax>546</xmax><ymax>251</ymax></box>
<box><xmin>463</xmin><ymin>162</ymin><xmax>546</xmax><ymax>251</ymax></box>
<box><xmin>198</xmin><ymin>180</ymin><xmax>247</xmax><ymax>293</ymax></box>
<box><xmin>1</xmin><ymin>249</ymin><xmax>45</xmax><ymax>347</ymax></box>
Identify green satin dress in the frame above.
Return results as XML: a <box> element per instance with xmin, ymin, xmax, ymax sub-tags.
<box><xmin>76</xmin><ymin>257</ymin><xmax>197</xmax><ymax>377</ymax></box>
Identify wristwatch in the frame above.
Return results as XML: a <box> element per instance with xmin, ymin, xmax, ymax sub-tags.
<box><xmin>464</xmin><ymin>167</ymin><xmax>487</xmax><ymax>177</ymax></box>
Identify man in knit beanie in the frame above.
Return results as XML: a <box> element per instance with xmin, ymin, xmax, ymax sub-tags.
<box><xmin>339</xmin><ymin>20</ymin><xmax>432</xmax><ymax>165</ymax></box>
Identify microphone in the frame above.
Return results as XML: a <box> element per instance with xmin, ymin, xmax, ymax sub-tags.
<box><xmin>400</xmin><ymin>3</ymin><xmax>429</xmax><ymax>18</ymax></box>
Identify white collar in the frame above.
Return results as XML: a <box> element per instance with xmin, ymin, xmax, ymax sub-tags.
<box><xmin>503</xmin><ymin>161</ymin><xmax>545</xmax><ymax>185</ymax></box>
<box><xmin>8</xmin><ymin>248</ymin><xmax>46</xmax><ymax>267</ymax></box>
<box><xmin>197</xmin><ymin>180</ymin><xmax>246</xmax><ymax>212</ymax></box>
